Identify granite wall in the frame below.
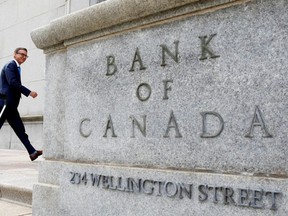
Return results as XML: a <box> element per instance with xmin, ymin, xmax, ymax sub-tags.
<box><xmin>31</xmin><ymin>0</ymin><xmax>288</xmax><ymax>215</ymax></box>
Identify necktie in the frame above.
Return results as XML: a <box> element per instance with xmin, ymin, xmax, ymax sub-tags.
<box><xmin>18</xmin><ymin>67</ymin><xmax>21</xmax><ymax>75</ymax></box>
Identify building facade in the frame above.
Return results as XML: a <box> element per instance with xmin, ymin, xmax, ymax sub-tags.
<box><xmin>0</xmin><ymin>0</ymin><xmax>105</xmax><ymax>151</ymax></box>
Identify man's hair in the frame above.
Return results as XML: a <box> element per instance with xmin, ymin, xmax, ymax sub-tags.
<box><xmin>14</xmin><ymin>47</ymin><xmax>27</xmax><ymax>53</ymax></box>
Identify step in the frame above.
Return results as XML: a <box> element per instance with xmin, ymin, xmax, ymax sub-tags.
<box><xmin>0</xmin><ymin>149</ymin><xmax>41</xmax><ymax>207</ymax></box>
<box><xmin>0</xmin><ymin>184</ymin><xmax>32</xmax><ymax>205</ymax></box>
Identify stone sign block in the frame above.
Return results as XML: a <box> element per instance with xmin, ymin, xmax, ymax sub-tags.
<box><xmin>31</xmin><ymin>0</ymin><xmax>288</xmax><ymax>215</ymax></box>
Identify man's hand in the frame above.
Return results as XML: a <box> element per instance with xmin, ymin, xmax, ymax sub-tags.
<box><xmin>29</xmin><ymin>91</ymin><xmax>38</xmax><ymax>98</ymax></box>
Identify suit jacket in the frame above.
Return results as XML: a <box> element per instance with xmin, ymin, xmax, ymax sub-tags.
<box><xmin>0</xmin><ymin>60</ymin><xmax>31</xmax><ymax>108</ymax></box>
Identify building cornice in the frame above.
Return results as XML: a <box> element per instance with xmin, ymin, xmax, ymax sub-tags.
<box><xmin>31</xmin><ymin>0</ymin><xmax>251</xmax><ymax>52</ymax></box>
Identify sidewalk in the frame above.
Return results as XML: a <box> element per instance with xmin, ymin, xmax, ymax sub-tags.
<box><xmin>0</xmin><ymin>149</ymin><xmax>42</xmax><ymax>216</ymax></box>
<box><xmin>0</xmin><ymin>200</ymin><xmax>32</xmax><ymax>216</ymax></box>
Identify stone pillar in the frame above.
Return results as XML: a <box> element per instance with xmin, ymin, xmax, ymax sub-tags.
<box><xmin>31</xmin><ymin>0</ymin><xmax>288</xmax><ymax>215</ymax></box>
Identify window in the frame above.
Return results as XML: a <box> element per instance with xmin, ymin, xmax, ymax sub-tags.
<box><xmin>89</xmin><ymin>0</ymin><xmax>106</xmax><ymax>6</ymax></box>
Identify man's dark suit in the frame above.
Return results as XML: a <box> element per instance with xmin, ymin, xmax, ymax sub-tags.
<box><xmin>0</xmin><ymin>60</ymin><xmax>36</xmax><ymax>155</ymax></box>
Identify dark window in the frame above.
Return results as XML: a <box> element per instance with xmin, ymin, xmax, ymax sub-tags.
<box><xmin>89</xmin><ymin>0</ymin><xmax>106</xmax><ymax>6</ymax></box>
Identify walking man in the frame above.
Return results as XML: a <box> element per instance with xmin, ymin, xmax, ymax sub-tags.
<box><xmin>0</xmin><ymin>48</ymin><xmax>42</xmax><ymax>161</ymax></box>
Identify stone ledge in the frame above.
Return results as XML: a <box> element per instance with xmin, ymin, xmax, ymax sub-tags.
<box><xmin>31</xmin><ymin>0</ymin><xmax>249</xmax><ymax>51</ymax></box>
<box><xmin>21</xmin><ymin>115</ymin><xmax>43</xmax><ymax>123</ymax></box>
<box><xmin>2</xmin><ymin>116</ymin><xmax>43</xmax><ymax>125</ymax></box>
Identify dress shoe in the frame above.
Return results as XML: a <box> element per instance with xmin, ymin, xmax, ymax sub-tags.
<box><xmin>30</xmin><ymin>150</ymin><xmax>43</xmax><ymax>161</ymax></box>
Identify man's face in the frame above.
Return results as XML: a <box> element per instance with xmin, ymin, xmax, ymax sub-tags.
<box><xmin>14</xmin><ymin>49</ymin><xmax>28</xmax><ymax>65</ymax></box>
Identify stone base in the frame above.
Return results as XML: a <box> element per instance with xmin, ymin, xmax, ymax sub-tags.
<box><xmin>33</xmin><ymin>161</ymin><xmax>287</xmax><ymax>216</ymax></box>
